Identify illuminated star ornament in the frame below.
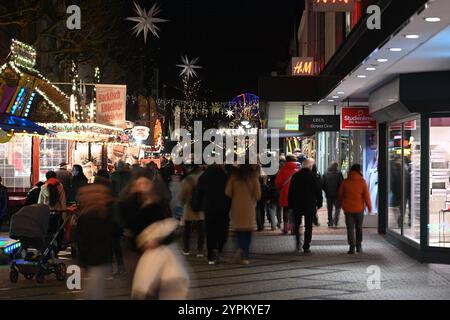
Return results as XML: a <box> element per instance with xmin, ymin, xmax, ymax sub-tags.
<box><xmin>126</xmin><ymin>2</ymin><xmax>168</xmax><ymax>43</ymax></box>
<box><xmin>225</xmin><ymin>109</ymin><xmax>234</xmax><ymax>118</ymax></box>
<box><xmin>177</xmin><ymin>55</ymin><xmax>202</xmax><ymax>79</ymax></box>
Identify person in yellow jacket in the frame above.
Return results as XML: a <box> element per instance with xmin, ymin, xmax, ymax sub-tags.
<box><xmin>338</xmin><ymin>164</ymin><xmax>372</xmax><ymax>254</ymax></box>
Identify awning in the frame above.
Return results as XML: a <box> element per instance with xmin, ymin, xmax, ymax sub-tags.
<box><xmin>0</xmin><ymin>114</ymin><xmax>49</xmax><ymax>135</ymax></box>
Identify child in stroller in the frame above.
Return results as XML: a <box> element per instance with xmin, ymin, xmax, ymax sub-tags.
<box><xmin>9</xmin><ymin>204</ymin><xmax>67</xmax><ymax>284</ymax></box>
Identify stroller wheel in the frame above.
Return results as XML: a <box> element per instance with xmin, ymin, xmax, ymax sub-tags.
<box><xmin>9</xmin><ymin>269</ymin><xmax>19</xmax><ymax>283</ymax></box>
<box><xmin>55</xmin><ymin>263</ymin><xmax>67</xmax><ymax>281</ymax></box>
<box><xmin>24</xmin><ymin>274</ymin><xmax>34</xmax><ymax>280</ymax></box>
<box><xmin>36</xmin><ymin>272</ymin><xmax>45</xmax><ymax>284</ymax></box>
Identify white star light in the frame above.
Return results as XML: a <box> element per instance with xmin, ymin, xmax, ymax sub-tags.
<box><xmin>126</xmin><ymin>2</ymin><xmax>168</xmax><ymax>43</ymax></box>
<box><xmin>177</xmin><ymin>55</ymin><xmax>202</xmax><ymax>79</ymax></box>
<box><xmin>225</xmin><ymin>110</ymin><xmax>234</xmax><ymax>118</ymax></box>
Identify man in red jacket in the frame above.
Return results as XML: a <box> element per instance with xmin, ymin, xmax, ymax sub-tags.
<box><xmin>275</xmin><ymin>155</ymin><xmax>300</xmax><ymax>234</ymax></box>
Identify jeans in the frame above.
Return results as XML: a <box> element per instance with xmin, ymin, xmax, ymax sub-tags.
<box><xmin>236</xmin><ymin>231</ymin><xmax>252</xmax><ymax>260</ymax></box>
<box><xmin>265</xmin><ymin>203</ymin><xmax>278</xmax><ymax>229</ymax></box>
<box><xmin>344</xmin><ymin>212</ymin><xmax>364</xmax><ymax>249</ymax></box>
<box><xmin>326</xmin><ymin>197</ymin><xmax>341</xmax><ymax>226</ymax></box>
<box><xmin>183</xmin><ymin>220</ymin><xmax>205</xmax><ymax>253</ymax></box>
<box><xmin>293</xmin><ymin>211</ymin><xmax>314</xmax><ymax>250</ymax></box>
<box><xmin>205</xmin><ymin>215</ymin><xmax>229</xmax><ymax>261</ymax></box>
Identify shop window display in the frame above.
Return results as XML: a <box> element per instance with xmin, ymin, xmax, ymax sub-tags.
<box><xmin>388</xmin><ymin>118</ymin><xmax>421</xmax><ymax>243</ymax></box>
<box><xmin>39</xmin><ymin>138</ymin><xmax>68</xmax><ymax>181</ymax></box>
<box><xmin>429</xmin><ymin>117</ymin><xmax>450</xmax><ymax>248</ymax></box>
<box><xmin>0</xmin><ymin>135</ymin><xmax>32</xmax><ymax>189</ymax></box>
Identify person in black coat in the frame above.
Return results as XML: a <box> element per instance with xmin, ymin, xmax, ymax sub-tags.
<box><xmin>322</xmin><ymin>162</ymin><xmax>344</xmax><ymax>227</ymax></box>
<box><xmin>193</xmin><ymin>164</ymin><xmax>231</xmax><ymax>264</ymax></box>
<box><xmin>288</xmin><ymin>159</ymin><xmax>323</xmax><ymax>253</ymax></box>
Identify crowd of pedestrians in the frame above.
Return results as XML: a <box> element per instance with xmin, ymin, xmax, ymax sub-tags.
<box><xmin>2</xmin><ymin>149</ymin><xmax>372</xmax><ymax>299</ymax></box>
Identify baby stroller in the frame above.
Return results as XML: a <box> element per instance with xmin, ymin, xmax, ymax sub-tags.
<box><xmin>9</xmin><ymin>204</ymin><xmax>67</xmax><ymax>284</ymax></box>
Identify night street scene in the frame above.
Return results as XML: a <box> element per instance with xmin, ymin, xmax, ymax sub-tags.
<box><xmin>1</xmin><ymin>0</ymin><xmax>450</xmax><ymax>307</ymax></box>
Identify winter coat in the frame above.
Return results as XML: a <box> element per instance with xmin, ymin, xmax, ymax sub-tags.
<box><xmin>131</xmin><ymin>218</ymin><xmax>189</xmax><ymax>300</ymax></box>
<box><xmin>56</xmin><ymin>169</ymin><xmax>71</xmax><ymax>199</ymax></box>
<box><xmin>322</xmin><ymin>168</ymin><xmax>344</xmax><ymax>198</ymax></box>
<box><xmin>275</xmin><ymin>162</ymin><xmax>299</xmax><ymax>207</ymax></box>
<box><xmin>195</xmin><ymin>165</ymin><xmax>231</xmax><ymax>221</ymax></box>
<box><xmin>338</xmin><ymin>171</ymin><xmax>372</xmax><ymax>214</ymax></box>
<box><xmin>70</xmin><ymin>175</ymin><xmax>88</xmax><ymax>203</ymax></box>
<box><xmin>76</xmin><ymin>206</ymin><xmax>114</xmax><ymax>267</ymax></box>
<box><xmin>288</xmin><ymin>168</ymin><xmax>323</xmax><ymax>215</ymax></box>
<box><xmin>225</xmin><ymin>174</ymin><xmax>261</xmax><ymax>231</ymax></box>
<box><xmin>0</xmin><ymin>184</ymin><xmax>8</xmax><ymax>219</ymax></box>
<box><xmin>38</xmin><ymin>179</ymin><xmax>67</xmax><ymax>213</ymax></box>
<box><xmin>178</xmin><ymin>172</ymin><xmax>204</xmax><ymax>221</ymax></box>
<box><xmin>111</xmin><ymin>170</ymin><xmax>132</xmax><ymax>196</ymax></box>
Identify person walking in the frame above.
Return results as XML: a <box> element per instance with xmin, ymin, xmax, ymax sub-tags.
<box><xmin>0</xmin><ymin>176</ymin><xmax>8</xmax><ymax>230</ymax></box>
<box><xmin>338</xmin><ymin>164</ymin><xmax>372</xmax><ymax>254</ymax></box>
<box><xmin>262</xmin><ymin>173</ymin><xmax>279</xmax><ymax>231</ymax></box>
<box><xmin>111</xmin><ymin>161</ymin><xmax>132</xmax><ymax>196</ymax></box>
<box><xmin>70</xmin><ymin>164</ymin><xmax>88</xmax><ymax>203</ymax></box>
<box><xmin>38</xmin><ymin>171</ymin><xmax>67</xmax><ymax>253</ymax></box>
<box><xmin>275</xmin><ymin>155</ymin><xmax>299</xmax><ymax>234</ymax></box>
<box><xmin>76</xmin><ymin>182</ymin><xmax>115</xmax><ymax>299</ymax></box>
<box><xmin>56</xmin><ymin>162</ymin><xmax>71</xmax><ymax>201</ymax></box>
<box><xmin>225</xmin><ymin>165</ymin><xmax>261</xmax><ymax>264</ymax></box>
<box><xmin>178</xmin><ymin>165</ymin><xmax>205</xmax><ymax>257</ymax></box>
<box><xmin>288</xmin><ymin>159</ymin><xmax>322</xmax><ymax>253</ymax></box>
<box><xmin>312</xmin><ymin>164</ymin><xmax>323</xmax><ymax>227</ymax></box>
<box><xmin>194</xmin><ymin>164</ymin><xmax>231</xmax><ymax>265</ymax></box>
<box><xmin>322</xmin><ymin>162</ymin><xmax>344</xmax><ymax>228</ymax></box>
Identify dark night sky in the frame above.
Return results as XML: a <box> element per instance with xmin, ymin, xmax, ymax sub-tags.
<box><xmin>152</xmin><ymin>0</ymin><xmax>304</xmax><ymax>100</ymax></box>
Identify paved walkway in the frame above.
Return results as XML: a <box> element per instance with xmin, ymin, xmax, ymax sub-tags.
<box><xmin>1</xmin><ymin>226</ymin><xmax>449</xmax><ymax>300</ymax></box>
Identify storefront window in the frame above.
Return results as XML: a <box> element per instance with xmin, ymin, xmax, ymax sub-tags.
<box><xmin>429</xmin><ymin>117</ymin><xmax>450</xmax><ymax>248</ymax></box>
<box><xmin>39</xmin><ymin>138</ymin><xmax>68</xmax><ymax>181</ymax></box>
<box><xmin>0</xmin><ymin>135</ymin><xmax>32</xmax><ymax>189</ymax></box>
<box><xmin>388</xmin><ymin>117</ymin><xmax>421</xmax><ymax>243</ymax></box>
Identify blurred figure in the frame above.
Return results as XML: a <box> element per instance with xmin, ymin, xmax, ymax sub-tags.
<box><xmin>38</xmin><ymin>171</ymin><xmax>67</xmax><ymax>252</ymax></box>
<box><xmin>288</xmin><ymin>159</ymin><xmax>322</xmax><ymax>254</ymax></box>
<box><xmin>0</xmin><ymin>176</ymin><xmax>8</xmax><ymax>229</ymax></box>
<box><xmin>76</xmin><ymin>182</ymin><xmax>115</xmax><ymax>299</ymax></box>
<box><xmin>25</xmin><ymin>181</ymin><xmax>45</xmax><ymax>205</ymax></box>
<box><xmin>95</xmin><ymin>169</ymin><xmax>125</xmax><ymax>275</ymax></box>
<box><xmin>56</xmin><ymin>162</ymin><xmax>71</xmax><ymax>201</ymax></box>
<box><xmin>179</xmin><ymin>165</ymin><xmax>205</xmax><ymax>256</ymax></box>
<box><xmin>311</xmin><ymin>164</ymin><xmax>323</xmax><ymax>227</ymax></box>
<box><xmin>275</xmin><ymin>155</ymin><xmax>299</xmax><ymax>234</ymax></box>
<box><xmin>111</xmin><ymin>161</ymin><xmax>132</xmax><ymax>196</ymax></box>
<box><xmin>118</xmin><ymin>172</ymin><xmax>171</xmax><ymax>249</ymax></box>
<box><xmin>264</xmin><ymin>173</ymin><xmax>280</xmax><ymax>231</ymax></box>
<box><xmin>256</xmin><ymin>175</ymin><xmax>266</xmax><ymax>232</ymax></box>
<box><xmin>70</xmin><ymin>164</ymin><xmax>88</xmax><ymax>203</ymax></box>
<box><xmin>194</xmin><ymin>165</ymin><xmax>231</xmax><ymax>265</ymax></box>
<box><xmin>322</xmin><ymin>162</ymin><xmax>344</xmax><ymax>228</ymax></box>
<box><xmin>225</xmin><ymin>165</ymin><xmax>261</xmax><ymax>265</ymax></box>
<box><xmin>131</xmin><ymin>218</ymin><xmax>189</xmax><ymax>300</ymax></box>
<box><xmin>131</xmin><ymin>163</ymin><xmax>144</xmax><ymax>176</ymax></box>
<box><xmin>338</xmin><ymin>164</ymin><xmax>372</xmax><ymax>254</ymax></box>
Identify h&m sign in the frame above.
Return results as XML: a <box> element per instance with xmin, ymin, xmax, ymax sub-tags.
<box><xmin>312</xmin><ymin>0</ymin><xmax>355</xmax><ymax>12</ymax></box>
<box><xmin>291</xmin><ymin>57</ymin><xmax>315</xmax><ymax>76</ymax></box>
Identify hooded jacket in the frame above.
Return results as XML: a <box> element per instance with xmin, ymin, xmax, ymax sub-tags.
<box><xmin>275</xmin><ymin>162</ymin><xmax>299</xmax><ymax>207</ymax></box>
<box><xmin>338</xmin><ymin>171</ymin><xmax>372</xmax><ymax>214</ymax></box>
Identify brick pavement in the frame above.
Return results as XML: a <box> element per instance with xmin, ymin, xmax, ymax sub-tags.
<box><xmin>0</xmin><ymin>226</ymin><xmax>449</xmax><ymax>300</ymax></box>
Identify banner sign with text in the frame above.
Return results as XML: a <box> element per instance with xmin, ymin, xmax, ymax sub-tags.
<box><xmin>312</xmin><ymin>0</ymin><xmax>355</xmax><ymax>12</ymax></box>
<box><xmin>298</xmin><ymin>115</ymin><xmax>340</xmax><ymax>132</ymax></box>
<box><xmin>96</xmin><ymin>84</ymin><xmax>126</xmax><ymax>126</ymax></box>
<box><xmin>341</xmin><ymin>107</ymin><xmax>377</xmax><ymax>130</ymax></box>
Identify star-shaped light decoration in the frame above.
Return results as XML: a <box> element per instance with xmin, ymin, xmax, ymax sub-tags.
<box><xmin>126</xmin><ymin>2</ymin><xmax>168</xmax><ymax>43</ymax></box>
<box><xmin>225</xmin><ymin>109</ymin><xmax>235</xmax><ymax>118</ymax></box>
<box><xmin>177</xmin><ymin>55</ymin><xmax>202</xmax><ymax>79</ymax></box>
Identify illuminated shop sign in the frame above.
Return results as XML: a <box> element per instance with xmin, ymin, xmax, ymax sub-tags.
<box><xmin>341</xmin><ymin>107</ymin><xmax>377</xmax><ymax>130</ymax></box>
<box><xmin>291</xmin><ymin>57</ymin><xmax>315</xmax><ymax>76</ymax></box>
<box><xmin>312</xmin><ymin>0</ymin><xmax>355</xmax><ymax>12</ymax></box>
<box><xmin>298</xmin><ymin>115</ymin><xmax>340</xmax><ymax>132</ymax></box>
